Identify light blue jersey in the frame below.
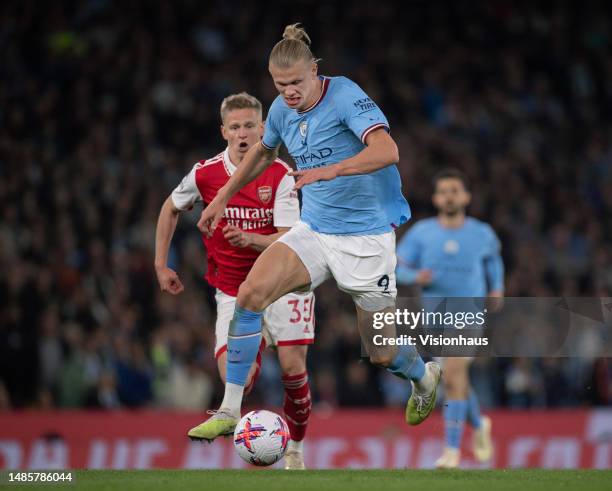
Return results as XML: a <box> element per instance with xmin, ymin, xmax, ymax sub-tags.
<box><xmin>396</xmin><ymin>217</ymin><xmax>504</xmax><ymax>297</ymax></box>
<box><xmin>262</xmin><ymin>76</ymin><xmax>410</xmax><ymax>235</ymax></box>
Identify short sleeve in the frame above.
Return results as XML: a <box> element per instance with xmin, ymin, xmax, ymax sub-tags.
<box><xmin>273</xmin><ymin>172</ymin><xmax>300</xmax><ymax>227</ymax></box>
<box><xmin>171</xmin><ymin>164</ymin><xmax>202</xmax><ymax>211</ymax></box>
<box><xmin>262</xmin><ymin>97</ymin><xmax>283</xmax><ymax>150</ymax></box>
<box><xmin>335</xmin><ymin>78</ymin><xmax>390</xmax><ymax>144</ymax></box>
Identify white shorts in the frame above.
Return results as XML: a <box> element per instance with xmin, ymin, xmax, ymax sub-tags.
<box><xmin>278</xmin><ymin>221</ymin><xmax>397</xmax><ymax>301</ymax></box>
<box><xmin>214</xmin><ymin>289</ymin><xmax>315</xmax><ymax>359</ymax></box>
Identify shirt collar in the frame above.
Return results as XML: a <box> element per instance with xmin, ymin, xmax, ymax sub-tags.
<box><xmin>297</xmin><ymin>76</ymin><xmax>330</xmax><ymax>114</ymax></box>
<box><xmin>223</xmin><ymin>147</ymin><xmax>237</xmax><ymax>175</ymax></box>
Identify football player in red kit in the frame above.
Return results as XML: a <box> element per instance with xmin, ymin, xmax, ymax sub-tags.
<box><xmin>154</xmin><ymin>93</ymin><xmax>313</xmax><ymax>469</ymax></box>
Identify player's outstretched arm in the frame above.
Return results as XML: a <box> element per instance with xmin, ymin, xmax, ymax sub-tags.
<box><xmin>197</xmin><ymin>143</ymin><xmax>278</xmax><ymax>236</ymax></box>
<box><xmin>396</xmin><ymin>225</ymin><xmax>432</xmax><ymax>286</ymax></box>
<box><xmin>154</xmin><ymin>196</ymin><xmax>185</xmax><ymax>295</ymax></box>
<box><xmin>397</xmin><ymin>264</ymin><xmax>433</xmax><ymax>287</ymax></box>
<box><xmin>291</xmin><ymin>129</ymin><xmax>398</xmax><ymax>189</ymax></box>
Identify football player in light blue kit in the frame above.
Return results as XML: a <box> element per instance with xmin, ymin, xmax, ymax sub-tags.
<box><xmin>396</xmin><ymin>168</ymin><xmax>504</xmax><ymax>468</ymax></box>
<box><xmin>190</xmin><ymin>23</ymin><xmax>441</xmax><ymax>443</ymax></box>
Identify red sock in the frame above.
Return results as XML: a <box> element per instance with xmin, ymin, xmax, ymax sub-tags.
<box><xmin>281</xmin><ymin>371</ymin><xmax>311</xmax><ymax>442</ymax></box>
<box><xmin>244</xmin><ymin>339</ymin><xmax>266</xmax><ymax>396</ymax></box>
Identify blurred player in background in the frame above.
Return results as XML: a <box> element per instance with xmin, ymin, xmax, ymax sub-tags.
<box><xmin>154</xmin><ymin>93</ymin><xmax>314</xmax><ymax>469</ymax></box>
<box><xmin>396</xmin><ymin>168</ymin><xmax>504</xmax><ymax>468</ymax></box>
<box><xmin>192</xmin><ymin>23</ymin><xmax>441</xmax><ymax>442</ymax></box>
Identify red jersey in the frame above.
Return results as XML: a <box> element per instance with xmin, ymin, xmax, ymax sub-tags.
<box><xmin>171</xmin><ymin>148</ymin><xmax>299</xmax><ymax>296</ymax></box>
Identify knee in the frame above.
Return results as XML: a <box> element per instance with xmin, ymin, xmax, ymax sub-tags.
<box><xmin>237</xmin><ymin>280</ymin><xmax>267</xmax><ymax>311</ymax></box>
<box><xmin>281</xmin><ymin>361</ymin><xmax>306</xmax><ymax>377</ymax></box>
<box><xmin>369</xmin><ymin>348</ymin><xmax>397</xmax><ymax>368</ymax></box>
<box><xmin>443</xmin><ymin>372</ymin><xmax>467</xmax><ymax>397</ymax></box>
<box><xmin>443</xmin><ymin>375</ymin><xmax>458</xmax><ymax>393</ymax></box>
<box><xmin>278</xmin><ymin>347</ymin><xmax>307</xmax><ymax>377</ymax></box>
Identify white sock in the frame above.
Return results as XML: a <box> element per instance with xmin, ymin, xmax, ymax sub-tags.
<box><xmin>414</xmin><ymin>365</ymin><xmax>434</xmax><ymax>392</ymax></box>
<box><xmin>287</xmin><ymin>439</ymin><xmax>303</xmax><ymax>453</ymax></box>
<box><xmin>220</xmin><ymin>383</ymin><xmax>244</xmax><ymax>415</ymax></box>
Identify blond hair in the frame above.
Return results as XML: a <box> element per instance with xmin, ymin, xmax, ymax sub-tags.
<box><xmin>220</xmin><ymin>92</ymin><xmax>262</xmax><ymax>123</ymax></box>
<box><xmin>269</xmin><ymin>23</ymin><xmax>319</xmax><ymax>69</ymax></box>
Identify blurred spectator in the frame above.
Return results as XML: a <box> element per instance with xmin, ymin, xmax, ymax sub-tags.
<box><xmin>504</xmin><ymin>359</ymin><xmax>543</xmax><ymax>408</ymax></box>
<box><xmin>161</xmin><ymin>358</ymin><xmax>213</xmax><ymax>410</ymax></box>
<box><xmin>114</xmin><ymin>340</ymin><xmax>154</xmax><ymax>407</ymax></box>
<box><xmin>0</xmin><ymin>381</ymin><xmax>11</xmax><ymax>411</ymax></box>
<box><xmin>338</xmin><ymin>361</ymin><xmax>382</xmax><ymax>407</ymax></box>
<box><xmin>56</xmin><ymin>323</ymin><xmax>89</xmax><ymax>408</ymax></box>
<box><xmin>92</xmin><ymin>371</ymin><xmax>121</xmax><ymax>409</ymax></box>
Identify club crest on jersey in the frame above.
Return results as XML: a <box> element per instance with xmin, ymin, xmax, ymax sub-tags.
<box><xmin>444</xmin><ymin>239</ymin><xmax>460</xmax><ymax>254</ymax></box>
<box><xmin>258</xmin><ymin>186</ymin><xmax>272</xmax><ymax>204</ymax></box>
<box><xmin>299</xmin><ymin>120</ymin><xmax>308</xmax><ymax>138</ymax></box>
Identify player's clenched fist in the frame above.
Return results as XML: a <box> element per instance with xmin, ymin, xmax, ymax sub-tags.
<box><xmin>416</xmin><ymin>269</ymin><xmax>433</xmax><ymax>286</ymax></box>
<box><xmin>223</xmin><ymin>224</ymin><xmax>251</xmax><ymax>248</ymax></box>
<box><xmin>155</xmin><ymin>266</ymin><xmax>185</xmax><ymax>295</ymax></box>
<box><xmin>197</xmin><ymin>193</ymin><xmax>228</xmax><ymax>237</ymax></box>
<box><xmin>289</xmin><ymin>165</ymin><xmax>339</xmax><ymax>190</ymax></box>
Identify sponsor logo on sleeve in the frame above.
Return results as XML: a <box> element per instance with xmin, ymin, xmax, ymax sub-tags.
<box><xmin>353</xmin><ymin>97</ymin><xmax>378</xmax><ymax>112</ymax></box>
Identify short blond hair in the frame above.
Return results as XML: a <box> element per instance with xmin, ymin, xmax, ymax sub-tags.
<box><xmin>269</xmin><ymin>23</ymin><xmax>319</xmax><ymax>69</ymax></box>
<box><xmin>220</xmin><ymin>92</ymin><xmax>262</xmax><ymax>123</ymax></box>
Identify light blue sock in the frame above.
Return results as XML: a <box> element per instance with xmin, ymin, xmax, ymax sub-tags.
<box><xmin>226</xmin><ymin>305</ymin><xmax>262</xmax><ymax>386</ymax></box>
<box><xmin>386</xmin><ymin>345</ymin><xmax>426</xmax><ymax>382</ymax></box>
<box><xmin>467</xmin><ymin>389</ymin><xmax>482</xmax><ymax>429</ymax></box>
<box><xmin>443</xmin><ymin>400</ymin><xmax>468</xmax><ymax>449</ymax></box>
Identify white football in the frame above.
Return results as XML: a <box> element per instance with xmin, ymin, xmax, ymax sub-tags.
<box><xmin>233</xmin><ymin>410</ymin><xmax>290</xmax><ymax>466</ymax></box>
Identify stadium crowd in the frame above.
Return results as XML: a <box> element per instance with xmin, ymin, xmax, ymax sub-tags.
<box><xmin>1</xmin><ymin>0</ymin><xmax>611</xmax><ymax>411</ymax></box>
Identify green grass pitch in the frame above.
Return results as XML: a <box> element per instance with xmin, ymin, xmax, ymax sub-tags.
<box><xmin>7</xmin><ymin>470</ymin><xmax>611</xmax><ymax>491</ymax></box>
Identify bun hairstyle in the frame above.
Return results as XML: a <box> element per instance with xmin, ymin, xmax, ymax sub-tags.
<box><xmin>269</xmin><ymin>23</ymin><xmax>319</xmax><ymax>68</ymax></box>
<box><xmin>282</xmin><ymin>23</ymin><xmax>312</xmax><ymax>45</ymax></box>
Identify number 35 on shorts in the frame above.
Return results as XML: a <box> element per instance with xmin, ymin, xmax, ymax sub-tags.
<box><xmin>287</xmin><ymin>295</ymin><xmax>314</xmax><ymax>324</ymax></box>
<box><xmin>264</xmin><ymin>292</ymin><xmax>316</xmax><ymax>345</ymax></box>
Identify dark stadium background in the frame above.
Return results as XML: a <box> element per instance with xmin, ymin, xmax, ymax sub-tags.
<box><xmin>1</xmin><ymin>0</ymin><xmax>610</xmax><ymax>424</ymax></box>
